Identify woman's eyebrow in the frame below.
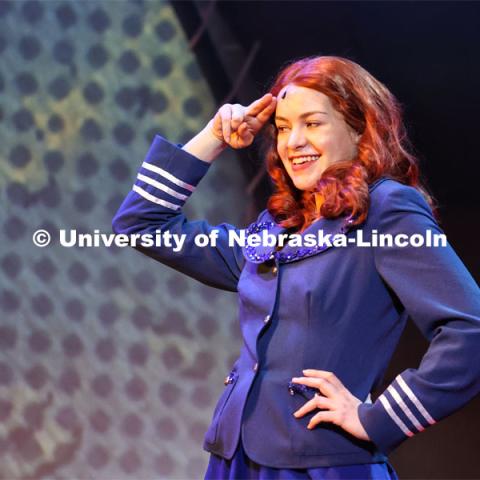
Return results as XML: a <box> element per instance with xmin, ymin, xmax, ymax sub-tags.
<box><xmin>275</xmin><ymin>111</ymin><xmax>328</xmax><ymax>122</ymax></box>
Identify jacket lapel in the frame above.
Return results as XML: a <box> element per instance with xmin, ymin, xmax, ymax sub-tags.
<box><xmin>241</xmin><ymin>220</ymin><xmax>287</xmax><ymax>264</ymax></box>
<box><xmin>275</xmin><ymin>215</ymin><xmax>349</xmax><ymax>264</ymax></box>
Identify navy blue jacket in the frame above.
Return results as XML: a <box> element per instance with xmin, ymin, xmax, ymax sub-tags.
<box><xmin>112</xmin><ymin>135</ymin><xmax>480</xmax><ymax>468</ymax></box>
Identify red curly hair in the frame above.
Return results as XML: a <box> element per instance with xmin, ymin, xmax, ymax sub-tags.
<box><xmin>262</xmin><ymin>55</ymin><xmax>436</xmax><ymax>232</ymax></box>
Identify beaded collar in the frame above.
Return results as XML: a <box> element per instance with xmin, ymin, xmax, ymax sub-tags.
<box><xmin>242</xmin><ymin>177</ymin><xmax>389</xmax><ymax>265</ymax></box>
<box><xmin>242</xmin><ymin>217</ymin><xmax>354</xmax><ymax>264</ymax></box>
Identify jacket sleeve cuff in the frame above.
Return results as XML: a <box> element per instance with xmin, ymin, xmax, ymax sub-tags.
<box><xmin>358</xmin><ymin>397</ymin><xmax>413</xmax><ymax>455</ymax></box>
<box><xmin>132</xmin><ymin>135</ymin><xmax>211</xmax><ymax>211</ymax></box>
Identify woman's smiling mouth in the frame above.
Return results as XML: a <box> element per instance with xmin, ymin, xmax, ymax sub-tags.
<box><xmin>290</xmin><ymin>154</ymin><xmax>321</xmax><ymax>171</ymax></box>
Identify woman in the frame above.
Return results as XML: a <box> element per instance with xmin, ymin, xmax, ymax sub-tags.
<box><xmin>112</xmin><ymin>56</ymin><xmax>480</xmax><ymax>479</ymax></box>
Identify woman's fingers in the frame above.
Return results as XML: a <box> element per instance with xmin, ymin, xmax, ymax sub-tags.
<box><xmin>243</xmin><ymin>94</ymin><xmax>276</xmax><ymax>133</ymax></box>
<box><xmin>291</xmin><ymin>376</ymin><xmax>337</xmax><ymax>398</ymax></box>
<box><xmin>293</xmin><ymin>393</ymin><xmax>334</xmax><ymax>418</ymax></box>
<box><xmin>209</xmin><ymin>94</ymin><xmax>275</xmax><ymax>148</ymax></box>
<box><xmin>307</xmin><ymin>410</ymin><xmax>336</xmax><ymax>430</ymax></box>
<box><xmin>246</xmin><ymin>93</ymin><xmax>275</xmax><ymax>117</ymax></box>
<box><xmin>290</xmin><ymin>370</ymin><xmax>369</xmax><ymax>440</ymax></box>
<box><xmin>236</xmin><ymin>123</ymin><xmax>251</xmax><ymax>143</ymax></box>
<box><xmin>302</xmin><ymin>369</ymin><xmax>346</xmax><ymax>391</ymax></box>
<box><xmin>218</xmin><ymin>104</ymin><xmax>232</xmax><ymax>142</ymax></box>
<box><xmin>231</xmin><ymin>104</ymin><xmax>245</xmax><ymax>130</ymax></box>
<box><xmin>233</xmin><ymin>125</ymin><xmax>254</xmax><ymax>149</ymax></box>
<box><xmin>237</xmin><ymin>122</ymin><xmax>248</xmax><ymax>135</ymax></box>
<box><xmin>218</xmin><ymin>104</ymin><xmax>248</xmax><ymax>142</ymax></box>
<box><xmin>255</xmin><ymin>96</ymin><xmax>277</xmax><ymax>124</ymax></box>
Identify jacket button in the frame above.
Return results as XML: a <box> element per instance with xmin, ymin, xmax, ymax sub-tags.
<box><xmin>272</xmin><ymin>266</ymin><xmax>278</xmax><ymax>275</ymax></box>
<box><xmin>253</xmin><ymin>362</ymin><xmax>258</xmax><ymax>372</ymax></box>
<box><xmin>263</xmin><ymin>314</ymin><xmax>271</xmax><ymax>324</ymax></box>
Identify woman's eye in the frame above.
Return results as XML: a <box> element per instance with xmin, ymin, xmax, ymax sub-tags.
<box><xmin>306</xmin><ymin>122</ymin><xmax>321</xmax><ymax>128</ymax></box>
<box><xmin>276</xmin><ymin>126</ymin><xmax>289</xmax><ymax>132</ymax></box>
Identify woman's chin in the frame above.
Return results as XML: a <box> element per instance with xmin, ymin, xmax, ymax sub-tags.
<box><xmin>293</xmin><ymin>180</ymin><xmax>317</xmax><ymax>191</ymax></box>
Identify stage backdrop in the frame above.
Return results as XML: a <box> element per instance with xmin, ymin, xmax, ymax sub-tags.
<box><xmin>0</xmin><ymin>1</ymin><xmax>247</xmax><ymax>478</ymax></box>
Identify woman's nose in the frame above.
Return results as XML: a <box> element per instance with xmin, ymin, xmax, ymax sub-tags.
<box><xmin>287</xmin><ymin>127</ymin><xmax>307</xmax><ymax>149</ymax></box>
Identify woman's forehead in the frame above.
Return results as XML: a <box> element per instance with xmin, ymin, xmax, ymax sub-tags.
<box><xmin>276</xmin><ymin>85</ymin><xmax>332</xmax><ymax>116</ymax></box>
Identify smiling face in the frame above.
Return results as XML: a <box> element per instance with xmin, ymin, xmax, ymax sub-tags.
<box><xmin>275</xmin><ymin>84</ymin><xmax>360</xmax><ymax>191</ymax></box>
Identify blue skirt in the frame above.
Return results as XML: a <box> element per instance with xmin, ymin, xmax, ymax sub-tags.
<box><xmin>205</xmin><ymin>437</ymin><xmax>399</xmax><ymax>480</ymax></box>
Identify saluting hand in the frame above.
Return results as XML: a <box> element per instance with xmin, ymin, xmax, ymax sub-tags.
<box><xmin>292</xmin><ymin>369</ymin><xmax>371</xmax><ymax>442</ymax></box>
<box><xmin>208</xmin><ymin>93</ymin><xmax>277</xmax><ymax>149</ymax></box>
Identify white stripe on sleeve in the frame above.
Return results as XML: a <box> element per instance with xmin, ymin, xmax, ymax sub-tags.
<box><xmin>378</xmin><ymin>394</ymin><xmax>415</xmax><ymax>437</ymax></box>
<box><xmin>132</xmin><ymin>185</ymin><xmax>181</xmax><ymax>210</ymax></box>
<box><xmin>396</xmin><ymin>375</ymin><xmax>436</xmax><ymax>425</ymax></box>
<box><xmin>141</xmin><ymin>162</ymin><xmax>195</xmax><ymax>192</ymax></box>
<box><xmin>137</xmin><ymin>173</ymin><xmax>188</xmax><ymax>201</ymax></box>
<box><xmin>387</xmin><ymin>385</ymin><xmax>425</xmax><ymax>432</ymax></box>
